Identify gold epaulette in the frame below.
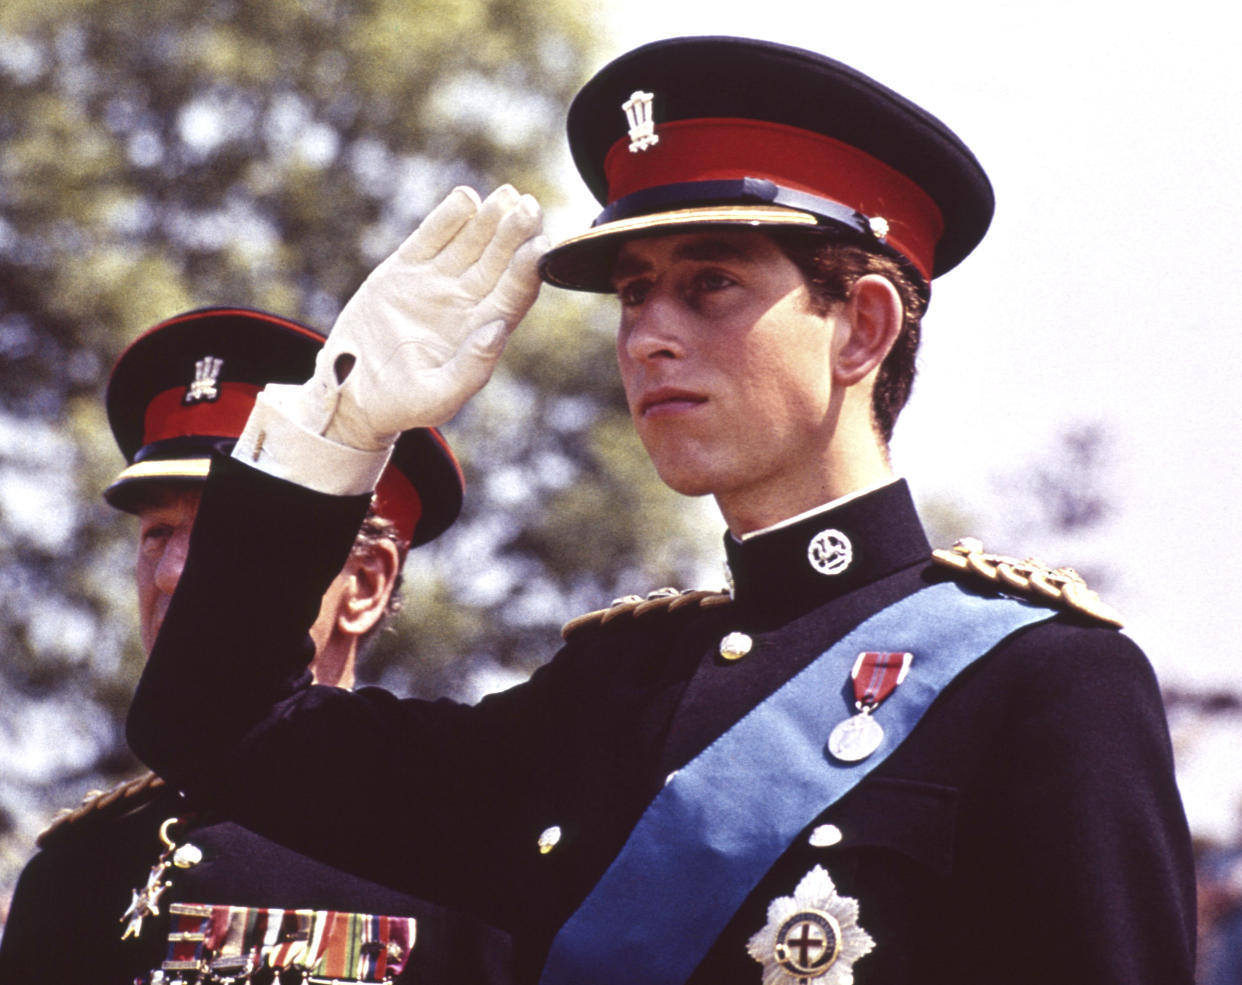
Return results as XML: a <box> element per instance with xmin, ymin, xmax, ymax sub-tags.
<box><xmin>36</xmin><ymin>771</ymin><xmax>166</xmax><ymax>848</ymax></box>
<box><xmin>931</xmin><ymin>537</ymin><xmax>1124</xmax><ymax>628</ymax></box>
<box><xmin>561</xmin><ymin>587</ymin><xmax>733</xmax><ymax>641</ymax></box>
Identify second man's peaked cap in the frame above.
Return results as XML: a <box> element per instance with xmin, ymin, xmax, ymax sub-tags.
<box><xmin>104</xmin><ymin>307</ymin><xmax>464</xmax><ymax>547</ymax></box>
<box><xmin>540</xmin><ymin>36</ymin><xmax>994</xmax><ymax>293</ymax></box>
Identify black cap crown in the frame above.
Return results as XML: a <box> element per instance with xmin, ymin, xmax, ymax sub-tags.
<box><xmin>540</xmin><ymin>36</ymin><xmax>993</xmax><ymax>293</ymax></box>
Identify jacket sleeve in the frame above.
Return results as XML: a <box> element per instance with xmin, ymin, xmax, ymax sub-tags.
<box><xmin>125</xmin><ymin>453</ymin><xmax>558</xmax><ymax>920</ymax></box>
<box><xmin>127</xmin><ymin>451</ymin><xmax>367</xmax><ymax>792</ymax></box>
<box><xmin>951</xmin><ymin>620</ymin><xmax>1196</xmax><ymax>984</ymax></box>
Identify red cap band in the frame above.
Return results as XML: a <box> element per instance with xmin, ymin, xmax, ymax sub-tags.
<box><xmin>373</xmin><ymin>466</ymin><xmax>423</xmax><ymax>546</ymax></box>
<box><xmin>603</xmin><ymin>118</ymin><xmax>944</xmax><ymax>280</ymax></box>
<box><xmin>142</xmin><ymin>383</ymin><xmax>426</xmax><ymax>544</ymax></box>
<box><xmin>142</xmin><ymin>383</ymin><xmax>262</xmax><ymax>444</ymax></box>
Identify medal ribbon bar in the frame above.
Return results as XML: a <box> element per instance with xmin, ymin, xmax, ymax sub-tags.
<box><xmin>157</xmin><ymin>903</ymin><xmax>415</xmax><ymax>983</ymax></box>
<box><xmin>851</xmin><ymin>650</ymin><xmax>913</xmax><ymax>710</ymax></box>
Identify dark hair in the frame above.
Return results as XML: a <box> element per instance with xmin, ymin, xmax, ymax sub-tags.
<box><xmin>769</xmin><ymin>231</ymin><xmax>928</xmax><ymax>444</ymax></box>
<box><xmin>351</xmin><ymin>508</ymin><xmax>408</xmax><ymax>649</ymax></box>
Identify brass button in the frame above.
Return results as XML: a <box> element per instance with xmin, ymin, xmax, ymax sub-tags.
<box><xmin>172</xmin><ymin>843</ymin><xmax>203</xmax><ymax>868</ymax></box>
<box><xmin>537</xmin><ymin>825</ymin><xmax>562</xmax><ymax>855</ymax></box>
<box><xmin>719</xmin><ymin>631</ymin><xmax>753</xmax><ymax>661</ymax></box>
<box><xmin>808</xmin><ymin>823</ymin><xmax>843</xmax><ymax>847</ymax></box>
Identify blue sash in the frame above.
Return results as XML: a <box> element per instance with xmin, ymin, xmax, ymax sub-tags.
<box><xmin>539</xmin><ymin>581</ymin><xmax>1056</xmax><ymax>985</ymax></box>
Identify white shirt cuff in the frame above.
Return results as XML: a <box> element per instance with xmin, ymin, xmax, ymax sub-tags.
<box><xmin>232</xmin><ymin>385</ymin><xmax>391</xmax><ymax>497</ymax></box>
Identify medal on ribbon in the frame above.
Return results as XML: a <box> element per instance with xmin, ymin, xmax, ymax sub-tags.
<box><xmin>120</xmin><ymin>816</ymin><xmax>203</xmax><ymax>941</ymax></box>
<box><xmin>826</xmin><ymin>651</ymin><xmax>913</xmax><ymax>763</ymax></box>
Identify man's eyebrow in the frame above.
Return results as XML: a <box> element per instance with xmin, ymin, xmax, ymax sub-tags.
<box><xmin>670</xmin><ymin>238</ymin><xmax>749</xmax><ymax>263</ymax></box>
<box><xmin>610</xmin><ymin>251</ymin><xmax>652</xmax><ymax>284</ymax></box>
<box><xmin>610</xmin><ymin>237</ymin><xmax>752</xmax><ymax>286</ymax></box>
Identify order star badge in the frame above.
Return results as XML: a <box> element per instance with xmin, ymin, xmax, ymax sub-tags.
<box><xmin>747</xmin><ymin>865</ymin><xmax>874</xmax><ymax>985</ymax></box>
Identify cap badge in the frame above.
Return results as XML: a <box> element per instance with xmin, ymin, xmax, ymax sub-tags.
<box><xmin>623</xmin><ymin>90</ymin><xmax>659</xmax><ymax>153</ymax></box>
<box><xmin>185</xmin><ymin>355</ymin><xmax>223</xmax><ymax>404</ymax></box>
<box><xmin>807</xmin><ymin>529</ymin><xmax>853</xmax><ymax>577</ymax></box>
<box><xmin>747</xmin><ymin>865</ymin><xmax>874</xmax><ymax>984</ymax></box>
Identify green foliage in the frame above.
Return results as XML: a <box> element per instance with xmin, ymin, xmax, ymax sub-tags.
<box><xmin>0</xmin><ymin>0</ymin><xmax>714</xmax><ymax>907</ymax></box>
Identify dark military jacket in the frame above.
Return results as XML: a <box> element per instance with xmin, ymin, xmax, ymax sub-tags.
<box><xmin>126</xmin><ymin>456</ymin><xmax>1196</xmax><ymax>984</ymax></box>
<box><xmin>0</xmin><ymin>775</ymin><xmax>513</xmax><ymax>984</ymax></box>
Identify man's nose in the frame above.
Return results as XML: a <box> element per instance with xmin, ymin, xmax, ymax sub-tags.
<box><xmin>153</xmin><ymin>528</ymin><xmax>190</xmax><ymax>595</ymax></box>
<box><xmin>621</xmin><ymin>293</ymin><xmax>689</xmax><ymax>363</ymax></box>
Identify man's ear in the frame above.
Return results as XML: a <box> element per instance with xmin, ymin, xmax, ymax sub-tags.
<box><xmin>831</xmin><ymin>274</ymin><xmax>904</xmax><ymax>387</ymax></box>
<box><xmin>336</xmin><ymin>539</ymin><xmax>402</xmax><ymax>639</ymax></box>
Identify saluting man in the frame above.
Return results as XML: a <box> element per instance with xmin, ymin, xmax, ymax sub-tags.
<box><xmin>125</xmin><ymin>38</ymin><xmax>1195</xmax><ymax>985</ymax></box>
<box><xmin>0</xmin><ymin>309</ymin><xmax>515</xmax><ymax>985</ymax></box>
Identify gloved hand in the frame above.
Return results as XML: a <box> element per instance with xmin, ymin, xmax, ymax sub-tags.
<box><xmin>280</xmin><ymin>184</ymin><xmax>546</xmax><ymax>451</ymax></box>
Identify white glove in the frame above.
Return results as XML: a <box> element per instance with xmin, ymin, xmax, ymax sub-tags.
<box><xmin>281</xmin><ymin>184</ymin><xmax>546</xmax><ymax>451</ymax></box>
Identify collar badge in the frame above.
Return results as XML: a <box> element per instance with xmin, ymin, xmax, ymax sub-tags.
<box><xmin>185</xmin><ymin>355</ymin><xmax>223</xmax><ymax>403</ymax></box>
<box><xmin>807</xmin><ymin>528</ymin><xmax>853</xmax><ymax>577</ymax></box>
<box><xmin>747</xmin><ymin>865</ymin><xmax>874</xmax><ymax>985</ymax></box>
<box><xmin>623</xmin><ymin>90</ymin><xmax>659</xmax><ymax>153</ymax></box>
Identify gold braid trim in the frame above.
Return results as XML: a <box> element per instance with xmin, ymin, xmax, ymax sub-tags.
<box><xmin>561</xmin><ymin>587</ymin><xmax>733</xmax><ymax>641</ymax></box>
<box><xmin>931</xmin><ymin>538</ymin><xmax>1124</xmax><ymax>628</ymax></box>
<box><xmin>36</xmin><ymin>771</ymin><xmax>167</xmax><ymax>848</ymax></box>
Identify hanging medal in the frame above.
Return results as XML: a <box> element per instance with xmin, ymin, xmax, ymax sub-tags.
<box><xmin>826</xmin><ymin>651</ymin><xmax>913</xmax><ymax>763</ymax></box>
<box><xmin>120</xmin><ymin>816</ymin><xmax>203</xmax><ymax>941</ymax></box>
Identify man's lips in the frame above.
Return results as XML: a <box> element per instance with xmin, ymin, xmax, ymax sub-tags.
<box><xmin>639</xmin><ymin>387</ymin><xmax>708</xmax><ymax>418</ymax></box>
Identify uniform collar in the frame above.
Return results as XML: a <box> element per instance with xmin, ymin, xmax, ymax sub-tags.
<box><xmin>722</xmin><ymin>479</ymin><xmax>930</xmax><ymax>625</ymax></box>
<box><xmin>736</xmin><ymin>478</ymin><xmax>898</xmax><ymax>541</ymax></box>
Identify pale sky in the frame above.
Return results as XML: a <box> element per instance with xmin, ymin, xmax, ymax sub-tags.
<box><xmin>548</xmin><ymin>1</ymin><xmax>1242</xmax><ymax>694</ymax></box>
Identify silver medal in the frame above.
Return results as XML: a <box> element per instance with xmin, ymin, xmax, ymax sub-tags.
<box><xmin>826</xmin><ymin>712</ymin><xmax>884</xmax><ymax>763</ymax></box>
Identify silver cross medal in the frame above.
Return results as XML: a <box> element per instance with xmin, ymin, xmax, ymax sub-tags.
<box><xmin>120</xmin><ymin>858</ymin><xmax>172</xmax><ymax>940</ymax></box>
<box><xmin>120</xmin><ymin>816</ymin><xmax>203</xmax><ymax>940</ymax></box>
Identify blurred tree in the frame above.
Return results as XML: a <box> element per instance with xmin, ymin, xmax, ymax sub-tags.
<box><xmin>916</xmin><ymin>422</ymin><xmax>1116</xmax><ymax>586</ymax></box>
<box><xmin>0</xmin><ymin>0</ymin><xmax>715</xmax><ymax>913</ymax></box>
